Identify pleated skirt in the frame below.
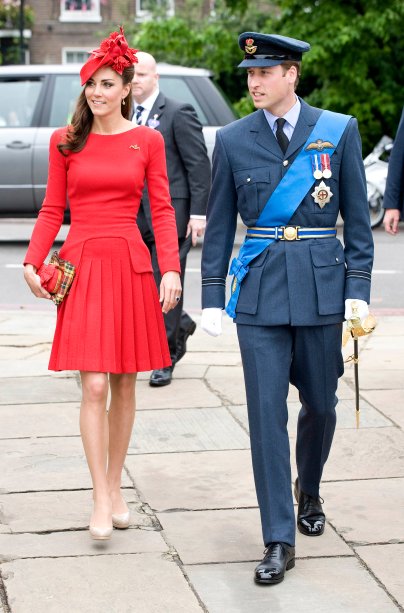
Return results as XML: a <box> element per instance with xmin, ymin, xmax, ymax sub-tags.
<box><xmin>49</xmin><ymin>237</ymin><xmax>171</xmax><ymax>373</ymax></box>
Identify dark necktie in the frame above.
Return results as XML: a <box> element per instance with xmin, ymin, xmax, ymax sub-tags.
<box><xmin>276</xmin><ymin>117</ymin><xmax>289</xmax><ymax>154</ymax></box>
<box><xmin>135</xmin><ymin>105</ymin><xmax>144</xmax><ymax>125</ymax></box>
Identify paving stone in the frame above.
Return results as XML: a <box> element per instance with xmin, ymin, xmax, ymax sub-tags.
<box><xmin>185</xmin><ymin>558</ymin><xmax>399</xmax><ymax>613</ymax></box>
<box><xmin>0</xmin><ymin>403</ymin><xmax>80</xmax><ymax>439</ymax></box>
<box><xmin>323</xmin><ymin>427</ymin><xmax>404</xmax><ymax>481</ymax></box>
<box><xmin>128</xmin><ymin>408</ymin><xmax>250</xmax><ymax>454</ymax></box>
<box><xmin>126</xmin><ymin>449</ymin><xmax>256</xmax><ymax>512</ymax></box>
<box><xmin>188</xmin><ymin>322</ymin><xmax>239</xmax><ymax>353</ymax></box>
<box><xmin>1</xmin><ymin>554</ymin><xmax>202</xmax><ymax>613</ymax></box>
<box><xmin>0</xmin><ymin>311</ymin><xmax>55</xmax><ymax>337</ymax></box>
<box><xmin>0</xmin><ymin>357</ymin><xmax>53</xmax><ymax>378</ymax></box>
<box><xmin>182</xmin><ymin>351</ymin><xmax>242</xmax><ymax>366</ymax></box>
<box><xmin>0</xmin><ymin>335</ymin><xmax>51</xmax><ymax>347</ymax></box>
<box><xmin>355</xmin><ymin>544</ymin><xmax>404</xmax><ymax>607</ymax></box>
<box><xmin>169</xmin><ymin>363</ymin><xmax>208</xmax><ymax>379</ymax></box>
<box><xmin>322</xmin><ymin>479</ymin><xmax>404</xmax><ymax>544</ymax></box>
<box><xmin>344</xmin><ymin>368</ymin><xmax>404</xmax><ymax>390</ymax></box>
<box><xmin>0</xmin><ymin>437</ymin><xmax>131</xmax><ymax>493</ymax></box>
<box><xmin>0</xmin><ymin>529</ymin><xmax>166</xmax><ymax>561</ymax></box>
<box><xmin>206</xmin><ymin>365</ymin><xmax>247</xmax><ymax>405</ymax></box>
<box><xmin>361</xmin><ymin>389</ymin><xmax>404</xmax><ymax>429</ymax></box>
<box><xmin>135</xmin><ymin>378</ymin><xmax>221</xmax><ymax>410</ymax></box>
<box><xmin>0</xmin><ymin>489</ymin><xmax>152</xmax><ymax>533</ymax></box>
<box><xmin>0</xmin><ymin>345</ymin><xmax>50</xmax><ymax>361</ymax></box>
<box><xmin>0</xmin><ymin>376</ymin><xmax>80</xmax><ymax>405</ymax></box>
<box><xmin>358</xmin><ymin>341</ymin><xmax>404</xmax><ymax>368</ymax></box>
<box><xmin>157</xmin><ymin>508</ymin><xmax>352</xmax><ymax>565</ymax></box>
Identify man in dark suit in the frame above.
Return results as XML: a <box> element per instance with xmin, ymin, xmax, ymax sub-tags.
<box><xmin>383</xmin><ymin>107</ymin><xmax>404</xmax><ymax>234</ymax></box>
<box><xmin>132</xmin><ymin>52</ymin><xmax>211</xmax><ymax>386</ymax></box>
<box><xmin>201</xmin><ymin>32</ymin><xmax>373</xmax><ymax>584</ymax></box>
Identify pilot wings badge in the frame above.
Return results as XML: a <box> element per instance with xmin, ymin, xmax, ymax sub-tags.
<box><xmin>306</xmin><ymin>139</ymin><xmax>335</xmax><ymax>151</ymax></box>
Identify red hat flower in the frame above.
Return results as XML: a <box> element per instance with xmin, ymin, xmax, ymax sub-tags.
<box><xmin>80</xmin><ymin>26</ymin><xmax>138</xmax><ymax>86</ymax></box>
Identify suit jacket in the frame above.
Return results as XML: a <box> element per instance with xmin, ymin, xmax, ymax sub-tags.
<box><xmin>139</xmin><ymin>92</ymin><xmax>211</xmax><ymax>238</ymax></box>
<box><xmin>383</xmin><ymin>107</ymin><xmax>404</xmax><ymax>214</ymax></box>
<box><xmin>201</xmin><ymin>99</ymin><xmax>374</xmax><ymax>326</ymax></box>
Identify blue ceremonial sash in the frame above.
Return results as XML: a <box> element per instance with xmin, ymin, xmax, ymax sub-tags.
<box><xmin>226</xmin><ymin>110</ymin><xmax>351</xmax><ymax>318</ymax></box>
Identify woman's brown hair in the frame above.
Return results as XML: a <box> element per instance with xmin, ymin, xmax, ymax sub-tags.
<box><xmin>58</xmin><ymin>64</ymin><xmax>135</xmax><ymax>155</ymax></box>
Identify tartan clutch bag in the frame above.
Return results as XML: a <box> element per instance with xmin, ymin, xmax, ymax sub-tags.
<box><xmin>37</xmin><ymin>251</ymin><xmax>76</xmax><ymax>305</ymax></box>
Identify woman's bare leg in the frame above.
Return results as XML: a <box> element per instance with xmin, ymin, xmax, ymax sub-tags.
<box><xmin>107</xmin><ymin>373</ymin><xmax>137</xmax><ymax>514</ymax></box>
<box><xmin>79</xmin><ymin>371</ymin><xmax>111</xmax><ymax>528</ymax></box>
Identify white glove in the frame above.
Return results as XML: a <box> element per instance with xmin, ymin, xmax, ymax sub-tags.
<box><xmin>344</xmin><ymin>299</ymin><xmax>369</xmax><ymax>321</ymax></box>
<box><xmin>201</xmin><ymin>308</ymin><xmax>223</xmax><ymax>337</ymax></box>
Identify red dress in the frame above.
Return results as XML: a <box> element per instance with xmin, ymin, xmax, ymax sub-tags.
<box><xmin>25</xmin><ymin>126</ymin><xmax>181</xmax><ymax>373</ymax></box>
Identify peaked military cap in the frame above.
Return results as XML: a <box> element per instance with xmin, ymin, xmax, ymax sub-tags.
<box><xmin>238</xmin><ymin>32</ymin><xmax>310</xmax><ymax>68</ymax></box>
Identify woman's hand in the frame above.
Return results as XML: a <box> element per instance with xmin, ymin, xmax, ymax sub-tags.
<box><xmin>24</xmin><ymin>264</ymin><xmax>51</xmax><ymax>300</ymax></box>
<box><xmin>159</xmin><ymin>271</ymin><xmax>182</xmax><ymax>314</ymax></box>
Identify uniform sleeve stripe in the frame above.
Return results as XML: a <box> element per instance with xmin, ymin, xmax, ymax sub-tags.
<box><xmin>346</xmin><ymin>273</ymin><xmax>371</xmax><ymax>280</ymax></box>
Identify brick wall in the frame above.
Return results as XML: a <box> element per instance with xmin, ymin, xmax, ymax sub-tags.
<box><xmin>28</xmin><ymin>0</ymin><xmax>135</xmax><ymax>64</ymax></box>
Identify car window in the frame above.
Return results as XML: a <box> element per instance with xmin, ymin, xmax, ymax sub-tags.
<box><xmin>0</xmin><ymin>78</ymin><xmax>42</xmax><ymax>127</ymax></box>
<box><xmin>159</xmin><ymin>76</ymin><xmax>208</xmax><ymax>125</ymax></box>
<box><xmin>49</xmin><ymin>74</ymin><xmax>82</xmax><ymax>127</ymax></box>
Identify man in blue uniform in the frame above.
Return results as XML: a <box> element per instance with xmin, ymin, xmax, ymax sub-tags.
<box><xmin>383</xmin><ymin>107</ymin><xmax>404</xmax><ymax>234</ymax></box>
<box><xmin>201</xmin><ymin>32</ymin><xmax>373</xmax><ymax>585</ymax></box>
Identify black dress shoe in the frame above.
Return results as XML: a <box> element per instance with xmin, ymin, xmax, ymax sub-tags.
<box><xmin>149</xmin><ymin>366</ymin><xmax>173</xmax><ymax>387</ymax></box>
<box><xmin>174</xmin><ymin>320</ymin><xmax>196</xmax><ymax>364</ymax></box>
<box><xmin>254</xmin><ymin>542</ymin><xmax>295</xmax><ymax>585</ymax></box>
<box><xmin>294</xmin><ymin>478</ymin><xmax>325</xmax><ymax>536</ymax></box>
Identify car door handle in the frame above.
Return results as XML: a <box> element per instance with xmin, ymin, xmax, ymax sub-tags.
<box><xmin>6</xmin><ymin>141</ymin><xmax>32</xmax><ymax>149</ymax></box>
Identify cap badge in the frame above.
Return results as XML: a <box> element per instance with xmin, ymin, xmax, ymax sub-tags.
<box><xmin>306</xmin><ymin>139</ymin><xmax>335</xmax><ymax>151</ymax></box>
<box><xmin>245</xmin><ymin>38</ymin><xmax>258</xmax><ymax>54</ymax></box>
<box><xmin>311</xmin><ymin>181</ymin><xmax>333</xmax><ymax>208</ymax></box>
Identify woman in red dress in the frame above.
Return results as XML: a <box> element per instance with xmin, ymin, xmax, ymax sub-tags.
<box><xmin>23</xmin><ymin>28</ymin><xmax>181</xmax><ymax>540</ymax></box>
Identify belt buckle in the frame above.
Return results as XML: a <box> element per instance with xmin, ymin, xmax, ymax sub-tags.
<box><xmin>281</xmin><ymin>225</ymin><xmax>300</xmax><ymax>241</ymax></box>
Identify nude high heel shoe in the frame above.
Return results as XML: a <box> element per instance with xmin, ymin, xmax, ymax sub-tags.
<box><xmin>112</xmin><ymin>510</ymin><xmax>131</xmax><ymax>529</ymax></box>
<box><xmin>89</xmin><ymin>524</ymin><xmax>113</xmax><ymax>540</ymax></box>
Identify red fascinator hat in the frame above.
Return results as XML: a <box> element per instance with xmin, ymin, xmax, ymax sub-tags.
<box><xmin>80</xmin><ymin>26</ymin><xmax>138</xmax><ymax>86</ymax></box>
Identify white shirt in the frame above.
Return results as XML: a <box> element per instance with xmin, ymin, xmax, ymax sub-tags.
<box><xmin>263</xmin><ymin>96</ymin><xmax>301</xmax><ymax>141</ymax></box>
<box><xmin>132</xmin><ymin>88</ymin><xmax>160</xmax><ymax>125</ymax></box>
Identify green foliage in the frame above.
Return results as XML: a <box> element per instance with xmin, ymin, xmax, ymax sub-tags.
<box><xmin>0</xmin><ymin>1</ymin><xmax>35</xmax><ymax>29</ymax></box>
<box><xmin>127</xmin><ymin>0</ymin><xmax>266</xmax><ymax>107</ymax></box>
<box><xmin>261</xmin><ymin>0</ymin><xmax>404</xmax><ymax>152</ymax></box>
<box><xmin>126</xmin><ymin>0</ymin><xmax>403</xmax><ymax>152</ymax></box>
<box><xmin>0</xmin><ymin>1</ymin><xmax>35</xmax><ymax>66</ymax></box>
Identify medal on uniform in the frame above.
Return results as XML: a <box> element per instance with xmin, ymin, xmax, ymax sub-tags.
<box><xmin>311</xmin><ymin>180</ymin><xmax>333</xmax><ymax>208</ymax></box>
<box><xmin>147</xmin><ymin>114</ymin><xmax>160</xmax><ymax>129</ymax></box>
<box><xmin>321</xmin><ymin>153</ymin><xmax>332</xmax><ymax>178</ymax></box>
<box><xmin>311</xmin><ymin>154</ymin><xmax>323</xmax><ymax>180</ymax></box>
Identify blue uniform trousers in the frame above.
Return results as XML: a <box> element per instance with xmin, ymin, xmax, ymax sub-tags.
<box><xmin>237</xmin><ymin>323</ymin><xmax>344</xmax><ymax>547</ymax></box>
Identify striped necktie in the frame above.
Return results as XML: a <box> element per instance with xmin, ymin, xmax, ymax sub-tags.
<box><xmin>135</xmin><ymin>105</ymin><xmax>144</xmax><ymax>125</ymax></box>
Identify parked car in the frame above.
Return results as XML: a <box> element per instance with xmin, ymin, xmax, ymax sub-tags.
<box><xmin>0</xmin><ymin>63</ymin><xmax>235</xmax><ymax>216</ymax></box>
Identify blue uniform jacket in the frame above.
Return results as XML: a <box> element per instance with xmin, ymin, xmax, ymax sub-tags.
<box><xmin>201</xmin><ymin>99</ymin><xmax>374</xmax><ymax>326</ymax></box>
<box><xmin>383</xmin><ymin>107</ymin><xmax>404</xmax><ymax>215</ymax></box>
